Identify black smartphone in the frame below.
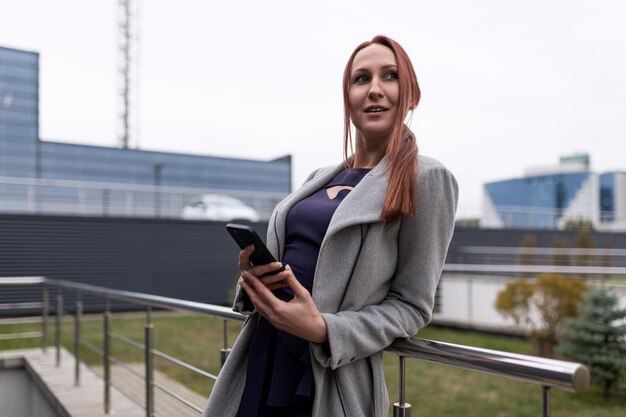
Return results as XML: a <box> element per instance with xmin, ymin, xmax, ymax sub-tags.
<box><xmin>226</xmin><ymin>223</ymin><xmax>284</xmax><ymax>272</ymax></box>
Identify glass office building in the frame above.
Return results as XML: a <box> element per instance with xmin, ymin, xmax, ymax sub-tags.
<box><xmin>482</xmin><ymin>154</ymin><xmax>626</xmax><ymax>231</ymax></box>
<box><xmin>0</xmin><ymin>46</ymin><xmax>38</xmax><ymax>177</ymax></box>
<box><xmin>0</xmin><ymin>45</ymin><xmax>290</xmax><ymax>218</ymax></box>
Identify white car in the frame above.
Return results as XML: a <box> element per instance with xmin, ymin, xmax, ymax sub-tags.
<box><xmin>181</xmin><ymin>194</ymin><xmax>260</xmax><ymax>222</ymax></box>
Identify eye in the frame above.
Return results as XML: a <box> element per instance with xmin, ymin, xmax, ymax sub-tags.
<box><xmin>384</xmin><ymin>71</ymin><xmax>399</xmax><ymax>81</ymax></box>
<box><xmin>353</xmin><ymin>74</ymin><xmax>369</xmax><ymax>84</ymax></box>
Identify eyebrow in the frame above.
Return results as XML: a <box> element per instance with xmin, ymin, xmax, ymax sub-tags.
<box><xmin>351</xmin><ymin>64</ymin><xmax>398</xmax><ymax>73</ymax></box>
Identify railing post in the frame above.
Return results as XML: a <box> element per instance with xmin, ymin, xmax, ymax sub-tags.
<box><xmin>103</xmin><ymin>302</ymin><xmax>111</xmax><ymax>414</ymax></box>
<box><xmin>42</xmin><ymin>286</ymin><xmax>49</xmax><ymax>352</ymax></box>
<box><xmin>55</xmin><ymin>291</ymin><xmax>63</xmax><ymax>367</ymax></box>
<box><xmin>542</xmin><ymin>386</ymin><xmax>551</xmax><ymax>417</ymax></box>
<box><xmin>393</xmin><ymin>356</ymin><xmax>411</xmax><ymax>417</ymax></box>
<box><xmin>220</xmin><ymin>319</ymin><xmax>231</xmax><ymax>367</ymax></box>
<box><xmin>145</xmin><ymin>322</ymin><xmax>155</xmax><ymax>417</ymax></box>
<box><xmin>467</xmin><ymin>276</ymin><xmax>473</xmax><ymax>323</ymax></box>
<box><xmin>74</xmin><ymin>295</ymin><xmax>82</xmax><ymax>386</ymax></box>
<box><xmin>126</xmin><ymin>191</ymin><xmax>133</xmax><ymax>216</ymax></box>
<box><xmin>78</xmin><ymin>189</ymin><xmax>86</xmax><ymax>215</ymax></box>
<box><xmin>27</xmin><ymin>185</ymin><xmax>35</xmax><ymax>212</ymax></box>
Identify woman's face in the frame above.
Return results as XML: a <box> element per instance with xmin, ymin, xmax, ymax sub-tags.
<box><xmin>348</xmin><ymin>44</ymin><xmax>400</xmax><ymax>143</ymax></box>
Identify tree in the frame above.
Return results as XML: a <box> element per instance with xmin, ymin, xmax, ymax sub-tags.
<box><xmin>550</xmin><ymin>236</ymin><xmax>571</xmax><ymax>266</ymax></box>
<box><xmin>573</xmin><ymin>225</ymin><xmax>595</xmax><ymax>267</ymax></box>
<box><xmin>495</xmin><ymin>274</ymin><xmax>588</xmax><ymax>357</ymax></box>
<box><xmin>518</xmin><ymin>234</ymin><xmax>538</xmax><ymax>267</ymax></box>
<box><xmin>564</xmin><ymin>218</ymin><xmax>594</xmax><ymax>231</ymax></box>
<box><xmin>559</xmin><ymin>288</ymin><xmax>626</xmax><ymax>400</ymax></box>
<box><xmin>455</xmin><ymin>218</ymin><xmax>480</xmax><ymax>228</ymax></box>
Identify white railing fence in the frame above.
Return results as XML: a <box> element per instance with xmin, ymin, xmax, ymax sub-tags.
<box><xmin>0</xmin><ymin>176</ymin><xmax>286</xmax><ymax>220</ymax></box>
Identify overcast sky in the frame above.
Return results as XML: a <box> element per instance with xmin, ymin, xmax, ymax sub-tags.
<box><xmin>2</xmin><ymin>0</ymin><xmax>625</xmax><ymax>218</ymax></box>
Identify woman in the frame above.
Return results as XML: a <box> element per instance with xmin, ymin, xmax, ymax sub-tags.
<box><xmin>202</xmin><ymin>35</ymin><xmax>458</xmax><ymax>417</ymax></box>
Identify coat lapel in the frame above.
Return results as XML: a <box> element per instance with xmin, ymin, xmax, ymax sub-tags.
<box><xmin>323</xmin><ymin>156</ymin><xmax>389</xmax><ymax>241</ymax></box>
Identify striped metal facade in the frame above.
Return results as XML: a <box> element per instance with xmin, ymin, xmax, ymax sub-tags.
<box><xmin>0</xmin><ymin>214</ymin><xmax>267</xmax><ymax>315</ymax></box>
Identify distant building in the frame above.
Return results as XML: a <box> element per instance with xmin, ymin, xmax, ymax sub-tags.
<box><xmin>482</xmin><ymin>153</ymin><xmax>626</xmax><ymax>231</ymax></box>
<box><xmin>0</xmin><ymin>45</ymin><xmax>291</xmax><ymax>219</ymax></box>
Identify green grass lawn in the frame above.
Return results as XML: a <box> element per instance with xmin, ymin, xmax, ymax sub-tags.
<box><xmin>1</xmin><ymin>314</ymin><xmax>624</xmax><ymax>417</ymax></box>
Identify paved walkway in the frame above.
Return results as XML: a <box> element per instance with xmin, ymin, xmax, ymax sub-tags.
<box><xmin>91</xmin><ymin>363</ymin><xmax>209</xmax><ymax>417</ymax></box>
<box><xmin>0</xmin><ymin>347</ymin><xmax>209</xmax><ymax>417</ymax></box>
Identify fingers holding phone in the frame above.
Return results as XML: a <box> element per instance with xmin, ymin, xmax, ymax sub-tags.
<box><xmin>257</xmin><ymin>266</ymin><xmax>290</xmax><ymax>291</ymax></box>
<box><xmin>238</xmin><ymin>247</ymin><xmax>286</xmax><ymax>290</ymax></box>
<box><xmin>238</xmin><ymin>245</ymin><xmax>255</xmax><ymax>272</ymax></box>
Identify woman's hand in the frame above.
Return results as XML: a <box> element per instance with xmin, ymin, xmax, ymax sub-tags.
<box><xmin>238</xmin><ymin>245</ymin><xmax>288</xmax><ymax>291</ymax></box>
<box><xmin>239</xmin><ymin>265</ymin><xmax>328</xmax><ymax>344</ymax></box>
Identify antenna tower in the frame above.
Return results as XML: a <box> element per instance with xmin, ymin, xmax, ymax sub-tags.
<box><xmin>117</xmin><ymin>0</ymin><xmax>140</xmax><ymax>149</ymax></box>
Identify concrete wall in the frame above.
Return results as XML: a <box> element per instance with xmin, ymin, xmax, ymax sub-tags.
<box><xmin>435</xmin><ymin>273</ymin><xmax>626</xmax><ymax>332</ymax></box>
<box><xmin>0</xmin><ymin>367</ymin><xmax>61</xmax><ymax>417</ymax></box>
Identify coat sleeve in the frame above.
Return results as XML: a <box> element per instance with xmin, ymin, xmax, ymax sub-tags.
<box><xmin>311</xmin><ymin>164</ymin><xmax>458</xmax><ymax>369</ymax></box>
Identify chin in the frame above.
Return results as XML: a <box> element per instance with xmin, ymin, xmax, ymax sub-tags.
<box><xmin>359</xmin><ymin>127</ymin><xmax>394</xmax><ymax>141</ymax></box>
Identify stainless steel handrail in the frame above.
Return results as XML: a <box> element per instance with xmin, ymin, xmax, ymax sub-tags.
<box><xmin>443</xmin><ymin>263</ymin><xmax>626</xmax><ymax>275</ymax></box>
<box><xmin>48</xmin><ymin>278</ymin><xmax>244</xmax><ymax>321</ymax></box>
<box><xmin>386</xmin><ymin>337</ymin><xmax>589</xmax><ymax>393</ymax></box>
<box><xmin>0</xmin><ymin>276</ymin><xmax>45</xmax><ymax>284</ymax></box>
<box><xmin>459</xmin><ymin>246</ymin><xmax>626</xmax><ymax>256</ymax></box>
<box><xmin>0</xmin><ymin>276</ymin><xmax>590</xmax><ymax>417</ymax></box>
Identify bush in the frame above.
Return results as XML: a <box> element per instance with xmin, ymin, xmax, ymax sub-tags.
<box><xmin>559</xmin><ymin>288</ymin><xmax>626</xmax><ymax>400</ymax></box>
<box><xmin>495</xmin><ymin>274</ymin><xmax>588</xmax><ymax>357</ymax></box>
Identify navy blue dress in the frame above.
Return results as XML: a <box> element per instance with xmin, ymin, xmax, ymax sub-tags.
<box><xmin>235</xmin><ymin>168</ymin><xmax>371</xmax><ymax>417</ymax></box>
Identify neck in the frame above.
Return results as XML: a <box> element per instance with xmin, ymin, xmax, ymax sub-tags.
<box><xmin>352</xmin><ymin>132</ymin><xmax>388</xmax><ymax>168</ymax></box>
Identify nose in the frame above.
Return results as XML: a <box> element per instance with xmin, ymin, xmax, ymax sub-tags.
<box><xmin>368</xmin><ymin>79</ymin><xmax>384</xmax><ymax>99</ymax></box>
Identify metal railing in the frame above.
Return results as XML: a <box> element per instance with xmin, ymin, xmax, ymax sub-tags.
<box><xmin>482</xmin><ymin>203</ymin><xmax>626</xmax><ymax>231</ymax></box>
<box><xmin>455</xmin><ymin>246</ymin><xmax>626</xmax><ymax>267</ymax></box>
<box><xmin>0</xmin><ymin>276</ymin><xmax>590</xmax><ymax>417</ymax></box>
<box><xmin>0</xmin><ymin>175</ymin><xmax>286</xmax><ymax>220</ymax></box>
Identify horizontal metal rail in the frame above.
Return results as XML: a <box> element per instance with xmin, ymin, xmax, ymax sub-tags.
<box><xmin>79</xmin><ymin>319</ymin><xmax>103</xmax><ymax>332</ymax></box>
<box><xmin>0</xmin><ymin>276</ymin><xmax>45</xmax><ymax>285</ymax></box>
<box><xmin>460</xmin><ymin>246</ymin><xmax>626</xmax><ymax>257</ymax></box>
<box><xmin>0</xmin><ymin>316</ymin><xmax>43</xmax><ymax>325</ymax></box>
<box><xmin>0</xmin><ymin>331</ymin><xmax>41</xmax><ymax>340</ymax></box>
<box><xmin>444</xmin><ymin>263</ymin><xmax>626</xmax><ymax>276</ymax></box>
<box><xmin>109</xmin><ymin>355</ymin><xmax>145</xmax><ymax>380</ymax></box>
<box><xmin>0</xmin><ymin>175</ymin><xmax>285</xmax><ymax>200</ymax></box>
<box><xmin>153</xmin><ymin>382</ymin><xmax>204</xmax><ymax>413</ymax></box>
<box><xmin>0</xmin><ymin>176</ymin><xmax>284</xmax><ymax>220</ymax></box>
<box><xmin>387</xmin><ymin>338</ymin><xmax>589</xmax><ymax>393</ymax></box>
<box><xmin>47</xmin><ymin>279</ymin><xmax>244</xmax><ymax>321</ymax></box>
<box><xmin>110</xmin><ymin>330</ymin><xmax>145</xmax><ymax>351</ymax></box>
<box><xmin>80</xmin><ymin>339</ymin><xmax>104</xmax><ymax>356</ymax></box>
<box><xmin>153</xmin><ymin>348</ymin><xmax>219</xmax><ymax>381</ymax></box>
<box><xmin>0</xmin><ymin>302</ymin><xmax>43</xmax><ymax>310</ymax></box>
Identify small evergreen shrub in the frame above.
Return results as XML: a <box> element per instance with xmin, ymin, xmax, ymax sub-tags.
<box><xmin>559</xmin><ymin>288</ymin><xmax>626</xmax><ymax>399</ymax></box>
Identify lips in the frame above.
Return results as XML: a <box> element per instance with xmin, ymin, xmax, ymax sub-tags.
<box><xmin>364</xmin><ymin>105</ymin><xmax>388</xmax><ymax>113</ymax></box>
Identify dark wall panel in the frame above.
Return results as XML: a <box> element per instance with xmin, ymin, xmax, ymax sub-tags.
<box><xmin>0</xmin><ymin>214</ymin><xmax>267</xmax><ymax>314</ymax></box>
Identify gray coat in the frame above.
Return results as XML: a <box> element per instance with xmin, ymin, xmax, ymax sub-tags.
<box><xmin>202</xmin><ymin>155</ymin><xmax>458</xmax><ymax>417</ymax></box>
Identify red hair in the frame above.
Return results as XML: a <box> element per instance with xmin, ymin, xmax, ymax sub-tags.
<box><xmin>343</xmin><ymin>35</ymin><xmax>421</xmax><ymax>222</ymax></box>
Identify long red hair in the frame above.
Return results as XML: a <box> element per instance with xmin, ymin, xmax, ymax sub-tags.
<box><xmin>343</xmin><ymin>35</ymin><xmax>421</xmax><ymax>222</ymax></box>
